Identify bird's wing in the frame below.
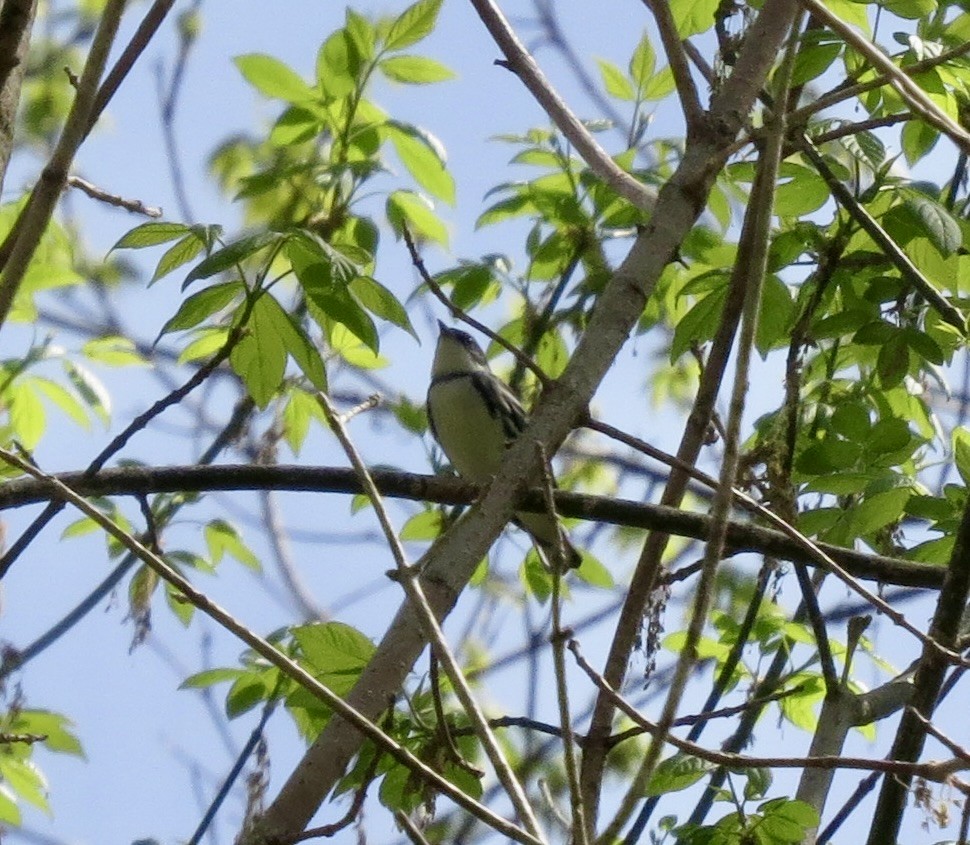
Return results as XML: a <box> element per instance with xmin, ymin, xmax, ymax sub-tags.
<box><xmin>471</xmin><ymin>372</ymin><xmax>527</xmax><ymax>443</ymax></box>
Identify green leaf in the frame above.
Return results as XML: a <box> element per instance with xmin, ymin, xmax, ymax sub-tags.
<box><xmin>287</xmin><ymin>230</ymin><xmax>361</xmax><ymax>287</ymax></box>
<box><xmin>520</xmin><ymin>549</ymin><xmax>552</xmax><ymax>603</ymax></box>
<box><xmin>774</xmin><ymin>166</ymin><xmax>829</xmax><ymax>217</ymax></box>
<box><xmin>270</xmin><ymin>106</ymin><xmax>323</xmax><ymax>146</ymax></box>
<box><xmin>178</xmin><ymin>328</ymin><xmax>229</xmax><ymax>364</ymax></box>
<box><xmin>180</xmin><ymin>668</ymin><xmax>246</xmax><ymax>689</ymax></box>
<box><xmin>476</xmin><ymin>193</ymin><xmax>536</xmax><ymax>228</ymax></box>
<box><xmin>327</xmin><ymin>323</ymin><xmax>387</xmax><ymax>368</ymax></box>
<box><xmin>0</xmin><ymin>785</ymin><xmax>22</xmax><ymax>825</ymax></box>
<box><xmin>260</xmin><ymin>294</ymin><xmax>328</xmax><ymax>390</ymax></box>
<box><xmin>596</xmin><ymin>58</ymin><xmax>635</xmax><ymax>100</ymax></box>
<box><xmin>345</xmin><ymin>8</ymin><xmax>376</xmax><ymax>60</ymax></box>
<box><xmin>183</xmin><ymin>232</ymin><xmax>280</xmax><ymax>288</ymax></box>
<box><xmin>229</xmin><ymin>294</ymin><xmax>288</xmax><ymax>407</ymax></box>
<box><xmin>81</xmin><ymin>336</ymin><xmax>147</xmax><ymax>367</ymax></box>
<box><xmin>867</xmin><ymin>418</ymin><xmax>913</xmax><ymax>454</ymax></box>
<box><xmin>234</xmin><ymin>53</ymin><xmax>315</xmax><ymax>103</ymax></box>
<box><xmin>288</xmin><ymin>240</ymin><xmax>380</xmax><ymax>354</ymax></box>
<box><xmin>883</xmin><ymin>0</ymin><xmax>937</xmax><ymax>19</ymax></box>
<box><xmin>756</xmin><ymin>275</ymin><xmax>794</xmax><ymax>353</ymax></box>
<box><xmin>645</xmin><ymin>754</ymin><xmax>712</xmax><ymax>796</ymax></box>
<box><xmin>576</xmin><ymin>553</ymin><xmax>614</xmax><ymax>588</ymax></box>
<box><xmin>436</xmin><ymin>263</ymin><xmax>499</xmax><ymax>310</ymax></box>
<box><xmin>157</xmin><ymin>281</ymin><xmax>245</xmax><ymax>337</ymax></box>
<box><xmin>386</xmin><ymin>190</ymin><xmax>449</xmax><ymax>246</ymax></box>
<box><xmin>63</xmin><ymin>360</ymin><xmax>110</xmax><ymax>426</ymax></box>
<box><xmin>150</xmin><ymin>233</ymin><xmax>207</xmax><ymax>284</ymax></box>
<box><xmin>384</xmin><ymin>0</ymin><xmax>443</xmax><ymax>51</ymax></box>
<box><xmin>757</xmin><ymin>798</ymin><xmax>819</xmax><ymax>841</ymax></box>
<box><xmin>379</xmin><ymin>54</ymin><xmax>455</xmax><ymax>84</ymax></box>
<box><xmin>953</xmin><ymin>427</ymin><xmax>970</xmax><ymax>485</ymax></box>
<box><xmin>901</xmin><ymin>118</ymin><xmax>939</xmax><ymax>166</ymax></box>
<box><xmin>642</xmin><ymin>66</ymin><xmax>675</xmax><ymax>101</ymax></box>
<box><xmin>8</xmin><ymin>381</ymin><xmax>46</xmax><ymax>449</ymax></box>
<box><xmin>902</xmin><ymin>326</ymin><xmax>945</xmax><ymax>365</ymax></box>
<box><xmin>671</xmin><ymin>288</ymin><xmax>727</xmax><ymax>360</ymax></box>
<box><xmin>0</xmin><ymin>758</ymin><xmax>49</xmax><ymax>815</ymax></box>
<box><xmin>400</xmin><ymin>509</ymin><xmax>444</xmax><ymax>541</ymax></box>
<box><xmin>111</xmin><ymin>221</ymin><xmax>191</xmax><ymax>251</ymax></box>
<box><xmin>790</xmin><ymin>39</ymin><xmax>842</xmax><ymax>86</ymax></box>
<box><xmin>226</xmin><ymin>672</ymin><xmax>276</xmax><ymax>718</ymax></box>
<box><xmin>10</xmin><ymin>710</ymin><xmax>83</xmax><ymax>757</ymax></box>
<box><xmin>349</xmin><ymin>275</ymin><xmax>417</xmax><ymax>338</ymax></box>
<box><xmin>317</xmin><ymin>29</ymin><xmax>359</xmax><ymax>99</ymax></box>
<box><xmin>903</xmin><ymin>192</ymin><xmax>961</xmax><ymax>256</ymax></box>
<box><xmin>383</xmin><ymin>121</ymin><xmax>455</xmax><ymax>204</ymax></box>
<box><xmin>831</xmin><ymin>402</ymin><xmax>871</xmax><ymax>441</ymax></box>
<box><xmin>292</xmin><ymin>621</ymin><xmax>375</xmax><ymax>675</ymax></box>
<box><xmin>629</xmin><ymin>34</ymin><xmax>655</xmax><ymax>90</ymax></box>
<box><xmin>669</xmin><ymin>0</ymin><xmax>720</xmax><ymax>36</ymax></box>
<box><xmin>847</xmin><ymin>487</ymin><xmax>911</xmax><ymax>535</ymax></box>
<box><xmin>204</xmin><ymin>519</ymin><xmax>261</xmax><ymax>570</ymax></box>
<box><xmin>31</xmin><ymin>377</ymin><xmax>90</xmax><ymax>428</ymax></box>
<box><xmin>877</xmin><ymin>334</ymin><xmax>910</xmax><ymax>388</ymax></box>
<box><xmin>796</xmin><ymin>439</ymin><xmax>862</xmax><ymax>473</ymax></box>
<box><xmin>283</xmin><ymin>389</ymin><xmax>323</xmax><ymax>454</ymax></box>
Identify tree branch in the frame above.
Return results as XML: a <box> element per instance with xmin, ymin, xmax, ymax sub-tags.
<box><xmin>0</xmin><ymin>0</ymin><xmax>127</xmax><ymax>327</ymax></box>
<box><xmin>0</xmin><ymin>461</ymin><xmax>949</xmax><ymax>590</ymax></box>
<box><xmin>467</xmin><ymin>0</ymin><xmax>656</xmax><ymax>211</ymax></box>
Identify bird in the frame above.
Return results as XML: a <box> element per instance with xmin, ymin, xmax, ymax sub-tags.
<box><xmin>426</xmin><ymin>320</ymin><xmax>582</xmax><ymax>570</ymax></box>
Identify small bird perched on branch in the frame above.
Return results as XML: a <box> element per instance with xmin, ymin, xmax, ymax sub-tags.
<box><xmin>427</xmin><ymin>320</ymin><xmax>582</xmax><ymax>570</ymax></box>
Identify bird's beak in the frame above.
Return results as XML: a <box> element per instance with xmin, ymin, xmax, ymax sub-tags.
<box><xmin>437</xmin><ymin>319</ymin><xmax>448</xmax><ymax>334</ymax></box>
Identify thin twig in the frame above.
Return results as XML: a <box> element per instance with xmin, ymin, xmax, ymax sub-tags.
<box><xmin>788</xmin><ymin>38</ymin><xmax>970</xmax><ymax>125</ymax></box>
<box><xmin>0</xmin><ymin>323</ymin><xmax>246</xmax><ymax>580</ymax></box>
<box><xmin>402</xmin><ymin>226</ymin><xmax>551</xmax><ymax>388</ymax></box>
<box><xmin>637</xmin><ymin>0</ymin><xmax>704</xmax><ymax>132</ymax></box>
<box><xmin>187</xmin><ymin>695</ymin><xmax>280</xmax><ymax>845</ymax></box>
<box><xmin>568</xmin><ymin>640</ymin><xmax>967</xmax><ymax>782</ymax></box>
<box><xmin>538</xmin><ymin>446</ymin><xmax>589</xmax><ymax>845</ymax></box>
<box><xmin>0</xmin><ymin>462</ymin><xmax>955</xmax><ymax>592</ymax></box>
<box><xmin>467</xmin><ymin>0</ymin><xmax>656</xmax><ymax>210</ymax></box>
<box><xmin>67</xmin><ymin>174</ymin><xmax>162</xmax><ymax>216</ymax></box>
<box><xmin>395</xmin><ymin>810</ymin><xmax>433</xmax><ymax>845</ymax></box>
<box><xmin>796</xmin><ymin>0</ymin><xmax>970</xmax><ymax>153</ymax></box>
<box><xmin>0</xmin><ymin>446</ymin><xmax>542</xmax><ymax>845</ymax></box>
<box><xmin>317</xmin><ymin>394</ymin><xmax>547</xmax><ymax>843</ymax></box>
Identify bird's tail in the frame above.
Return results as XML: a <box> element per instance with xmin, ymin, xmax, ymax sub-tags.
<box><xmin>515</xmin><ymin>510</ymin><xmax>583</xmax><ymax>570</ymax></box>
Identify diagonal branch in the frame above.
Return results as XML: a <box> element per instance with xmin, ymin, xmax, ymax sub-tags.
<box><xmin>318</xmin><ymin>394</ymin><xmax>546</xmax><ymax>842</ymax></box>
<box><xmin>0</xmin><ymin>446</ymin><xmax>544</xmax><ymax>845</ymax></box>
<box><xmin>865</xmin><ymin>484</ymin><xmax>970</xmax><ymax>844</ymax></box>
<box><xmin>796</xmin><ymin>0</ymin><xmax>970</xmax><ymax>154</ymax></box>
<box><xmin>467</xmin><ymin>0</ymin><xmax>656</xmax><ymax>211</ymax></box>
<box><xmin>0</xmin><ymin>0</ymin><xmax>127</xmax><ymax>327</ymax></box>
<box><xmin>637</xmin><ymin>0</ymin><xmax>705</xmax><ymax>132</ymax></box>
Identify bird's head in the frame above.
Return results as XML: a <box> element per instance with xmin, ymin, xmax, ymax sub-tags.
<box><xmin>432</xmin><ymin>320</ymin><xmax>489</xmax><ymax>377</ymax></box>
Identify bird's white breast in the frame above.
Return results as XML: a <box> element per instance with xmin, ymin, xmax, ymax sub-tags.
<box><xmin>428</xmin><ymin>377</ymin><xmax>509</xmax><ymax>481</ymax></box>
